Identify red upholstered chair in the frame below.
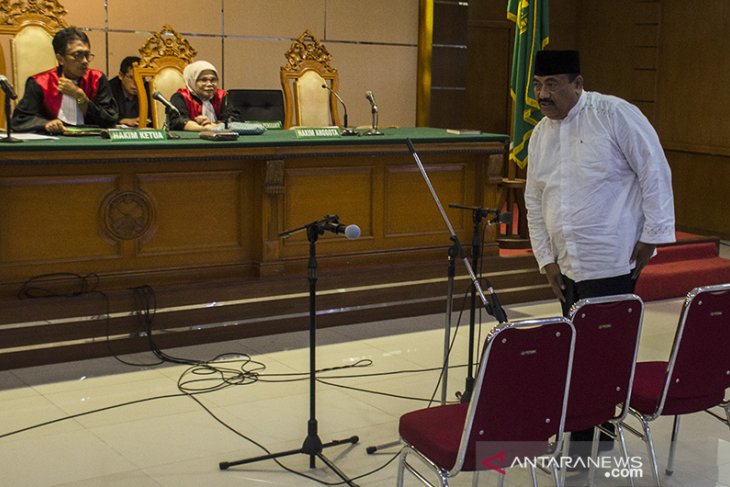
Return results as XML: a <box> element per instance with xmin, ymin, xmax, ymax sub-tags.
<box><xmin>623</xmin><ymin>283</ymin><xmax>730</xmax><ymax>486</ymax></box>
<box><xmin>397</xmin><ymin>317</ymin><xmax>575</xmax><ymax>487</ymax></box>
<box><xmin>562</xmin><ymin>294</ymin><xmax>644</xmax><ymax>486</ymax></box>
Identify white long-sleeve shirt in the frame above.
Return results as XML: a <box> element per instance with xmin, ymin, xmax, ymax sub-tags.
<box><xmin>525</xmin><ymin>90</ymin><xmax>675</xmax><ymax>282</ymax></box>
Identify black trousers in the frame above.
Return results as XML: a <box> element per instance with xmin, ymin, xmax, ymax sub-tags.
<box><xmin>560</xmin><ymin>273</ymin><xmax>636</xmax><ymax>318</ymax></box>
<box><xmin>560</xmin><ymin>273</ymin><xmax>636</xmax><ymax>450</ymax></box>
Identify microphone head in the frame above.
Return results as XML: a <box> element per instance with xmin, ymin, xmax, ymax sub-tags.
<box><xmin>365</xmin><ymin>91</ymin><xmax>373</xmax><ymax>101</ymax></box>
<box><xmin>152</xmin><ymin>91</ymin><xmax>161</xmax><ymax>98</ymax></box>
<box><xmin>344</xmin><ymin>224</ymin><xmax>361</xmax><ymax>240</ymax></box>
<box><xmin>321</xmin><ymin>84</ymin><xmax>328</xmax><ymax>89</ymax></box>
<box><xmin>498</xmin><ymin>211</ymin><xmax>513</xmax><ymax>224</ymax></box>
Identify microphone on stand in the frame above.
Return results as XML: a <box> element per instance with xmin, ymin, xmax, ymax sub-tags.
<box><xmin>490</xmin><ymin>211</ymin><xmax>513</xmax><ymax>225</ymax></box>
<box><xmin>152</xmin><ymin>91</ymin><xmax>180</xmax><ymax>139</ymax></box>
<box><xmin>278</xmin><ymin>214</ymin><xmax>361</xmax><ymax>240</ymax></box>
<box><xmin>152</xmin><ymin>91</ymin><xmax>180</xmax><ymax>115</ymax></box>
<box><xmin>319</xmin><ymin>219</ymin><xmax>361</xmax><ymax>239</ymax></box>
<box><xmin>0</xmin><ymin>75</ymin><xmax>18</xmax><ymax>100</ymax></box>
<box><xmin>0</xmin><ymin>75</ymin><xmax>21</xmax><ymax>143</ymax></box>
<box><xmin>485</xmin><ymin>280</ymin><xmax>508</xmax><ymax>323</ymax></box>
<box><xmin>364</xmin><ymin>90</ymin><xmax>383</xmax><ymax>136</ymax></box>
<box><xmin>321</xmin><ymin>84</ymin><xmax>357</xmax><ymax>136</ymax></box>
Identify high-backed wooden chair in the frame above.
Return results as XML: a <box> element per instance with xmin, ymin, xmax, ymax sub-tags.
<box><xmin>280</xmin><ymin>30</ymin><xmax>340</xmax><ymax>129</ymax></box>
<box><xmin>132</xmin><ymin>24</ymin><xmax>196</xmax><ymax>129</ymax></box>
<box><xmin>0</xmin><ymin>0</ymin><xmax>68</xmax><ymax>128</ymax></box>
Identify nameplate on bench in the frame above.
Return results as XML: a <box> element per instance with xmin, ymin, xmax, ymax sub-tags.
<box><xmin>104</xmin><ymin>129</ymin><xmax>166</xmax><ymax>142</ymax></box>
<box><xmin>294</xmin><ymin>127</ymin><xmax>341</xmax><ymax>138</ymax></box>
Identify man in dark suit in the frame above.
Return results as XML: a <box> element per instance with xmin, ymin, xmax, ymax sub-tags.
<box><xmin>109</xmin><ymin>56</ymin><xmax>149</xmax><ymax>127</ymax></box>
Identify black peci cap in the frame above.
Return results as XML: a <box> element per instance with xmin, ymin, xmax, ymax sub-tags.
<box><xmin>535</xmin><ymin>50</ymin><xmax>581</xmax><ymax>76</ymax></box>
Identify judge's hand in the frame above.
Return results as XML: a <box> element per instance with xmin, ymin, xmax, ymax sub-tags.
<box><xmin>44</xmin><ymin>119</ymin><xmax>65</xmax><ymax>134</ymax></box>
<box><xmin>119</xmin><ymin>117</ymin><xmax>140</xmax><ymax>127</ymax></box>
<box><xmin>631</xmin><ymin>241</ymin><xmax>656</xmax><ymax>279</ymax></box>
<box><xmin>194</xmin><ymin>115</ymin><xmax>211</xmax><ymax>126</ymax></box>
<box><xmin>543</xmin><ymin>262</ymin><xmax>565</xmax><ymax>302</ymax></box>
<box><xmin>57</xmin><ymin>76</ymin><xmax>83</xmax><ymax>98</ymax></box>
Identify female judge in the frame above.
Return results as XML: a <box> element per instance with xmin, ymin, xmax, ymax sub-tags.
<box><xmin>169</xmin><ymin>60</ymin><xmax>238</xmax><ymax>131</ymax></box>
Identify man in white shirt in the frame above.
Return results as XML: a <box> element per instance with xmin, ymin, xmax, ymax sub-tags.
<box><xmin>525</xmin><ymin>50</ymin><xmax>675</xmax><ymax>317</ymax></box>
<box><xmin>525</xmin><ymin>49</ymin><xmax>675</xmax><ymax>458</ymax></box>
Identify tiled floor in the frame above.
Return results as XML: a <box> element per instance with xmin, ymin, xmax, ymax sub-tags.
<box><xmin>1</xmin><ymin>292</ymin><xmax>728</xmax><ymax>486</ymax></box>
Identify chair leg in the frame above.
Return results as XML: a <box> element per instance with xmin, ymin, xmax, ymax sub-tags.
<box><xmin>615</xmin><ymin>421</ymin><xmax>635</xmax><ymax>487</ymax></box>
<box><xmin>397</xmin><ymin>447</ymin><xmax>407</xmax><ymax>487</ymax></box>
<box><xmin>497</xmin><ymin>470</ymin><xmax>505</xmax><ymax>487</ymax></box>
<box><xmin>471</xmin><ymin>470</ymin><xmax>479</xmax><ymax>487</ymax></box>
<box><xmin>638</xmin><ymin>415</ymin><xmax>662</xmax><ymax>487</ymax></box>
<box><xmin>529</xmin><ymin>464</ymin><xmax>538</xmax><ymax>487</ymax></box>
<box><xmin>559</xmin><ymin>432</ymin><xmax>571</xmax><ymax>487</ymax></box>
<box><xmin>587</xmin><ymin>426</ymin><xmax>600</xmax><ymax>487</ymax></box>
<box><xmin>552</xmin><ymin>462</ymin><xmax>562</xmax><ymax>487</ymax></box>
<box><xmin>666</xmin><ymin>415</ymin><xmax>681</xmax><ymax>476</ymax></box>
<box><xmin>724</xmin><ymin>402</ymin><xmax>730</xmax><ymax>431</ymax></box>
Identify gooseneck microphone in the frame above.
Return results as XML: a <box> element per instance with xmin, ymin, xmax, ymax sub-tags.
<box><xmin>152</xmin><ymin>91</ymin><xmax>180</xmax><ymax>115</ymax></box>
<box><xmin>0</xmin><ymin>75</ymin><xmax>18</xmax><ymax>100</ymax></box>
<box><xmin>364</xmin><ymin>90</ymin><xmax>383</xmax><ymax>136</ymax></box>
<box><xmin>321</xmin><ymin>84</ymin><xmax>357</xmax><ymax>136</ymax></box>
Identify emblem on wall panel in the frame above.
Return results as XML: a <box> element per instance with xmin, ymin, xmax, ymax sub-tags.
<box><xmin>100</xmin><ymin>190</ymin><xmax>155</xmax><ymax>241</ymax></box>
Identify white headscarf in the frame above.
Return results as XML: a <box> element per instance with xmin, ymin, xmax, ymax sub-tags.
<box><xmin>183</xmin><ymin>60</ymin><xmax>219</xmax><ymax>121</ymax></box>
<box><xmin>183</xmin><ymin>60</ymin><xmax>219</xmax><ymax>93</ymax></box>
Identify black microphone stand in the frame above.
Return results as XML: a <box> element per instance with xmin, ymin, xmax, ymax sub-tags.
<box><xmin>1</xmin><ymin>93</ymin><xmax>21</xmax><ymax>143</ymax></box>
<box><xmin>365</xmin><ymin>141</ymin><xmax>509</xmax><ymax>456</ymax></box>
<box><xmin>163</xmin><ymin>108</ymin><xmax>180</xmax><ymax>140</ymax></box>
<box><xmin>219</xmin><ymin>218</ymin><xmax>360</xmax><ymax>486</ymax></box>
<box><xmin>447</xmin><ymin>204</ymin><xmax>498</xmax><ymax>403</ymax></box>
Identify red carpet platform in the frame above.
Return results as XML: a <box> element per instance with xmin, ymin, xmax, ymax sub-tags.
<box><xmin>635</xmin><ymin>234</ymin><xmax>730</xmax><ymax>301</ymax></box>
<box><xmin>501</xmin><ymin>232</ymin><xmax>730</xmax><ymax>302</ymax></box>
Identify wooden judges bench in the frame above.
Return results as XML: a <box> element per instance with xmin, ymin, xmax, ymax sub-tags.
<box><xmin>0</xmin><ymin>128</ymin><xmax>549</xmax><ymax>369</ymax></box>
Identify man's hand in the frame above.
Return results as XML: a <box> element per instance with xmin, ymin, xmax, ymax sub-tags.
<box><xmin>543</xmin><ymin>262</ymin><xmax>565</xmax><ymax>302</ymax></box>
<box><xmin>194</xmin><ymin>115</ymin><xmax>211</xmax><ymax>126</ymax></box>
<box><xmin>119</xmin><ymin>117</ymin><xmax>140</xmax><ymax>127</ymax></box>
<box><xmin>57</xmin><ymin>76</ymin><xmax>83</xmax><ymax>98</ymax></box>
<box><xmin>44</xmin><ymin>119</ymin><xmax>65</xmax><ymax>134</ymax></box>
<box><xmin>631</xmin><ymin>241</ymin><xmax>656</xmax><ymax>279</ymax></box>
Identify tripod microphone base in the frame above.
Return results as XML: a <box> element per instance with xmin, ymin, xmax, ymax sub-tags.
<box><xmin>219</xmin><ymin>434</ymin><xmax>360</xmax><ymax>486</ymax></box>
<box><xmin>363</xmin><ymin>128</ymin><xmax>383</xmax><ymax>136</ymax></box>
<box><xmin>341</xmin><ymin>128</ymin><xmax>359</xmax><ymax>136</ymax></box>
<box><xmin>0</xmin><ymin>136</ymin><xmax>23</xmax><ymax>143</ymax></box>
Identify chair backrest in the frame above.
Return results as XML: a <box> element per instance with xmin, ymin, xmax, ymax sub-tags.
<box><xmin>280</xmin><ymin>30</ymin><xmax>340</xmax><ymax>129</ymax></box>
<box><xmin>132</xmin><ymin>24</ymin><xmax>196</xmax><ymax>129</ymax></box>
<box><xmin>654</xmin><ymin>283</ymin><xmax>730</xmax><ymax>417</ymax></box>
<box><xmin>451</xmin><ymin>317</ymin><xmax>575</xmax><ymax>474</ymax></box>
<box><xmin>567</xmin><ymin>294</ymin><xmax>644</xmax><ymax>431</ymax></box>
<box><xmin>226</xmin><ymin>89</ymin><xmax>284</xmax><ymax>124</ymax></box>
<box><xmin>0</xmin><ymin>0</ymin><xmax>68</xmax><ymax>128</ymax></box>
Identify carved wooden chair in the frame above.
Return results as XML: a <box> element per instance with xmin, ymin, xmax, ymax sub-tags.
<box><xmin>132</xmin><ymin>24</ymin><xmax>196</xmax><ymax>129</ymax></box>
<box><xmin>0</xmin><ymin>0</ymin><xmax>68</xmax><ymax>128</ymax></box>
<box><xmin>280</xmin><ymin>30</ymin><xmax>340</xmax><ymax>129</ymax></box>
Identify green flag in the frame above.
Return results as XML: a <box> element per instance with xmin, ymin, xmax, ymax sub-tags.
<box><xmin>507</xmin><ymin>0</ymin><xmax>549</xmax><ymax>169</ymax></box>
